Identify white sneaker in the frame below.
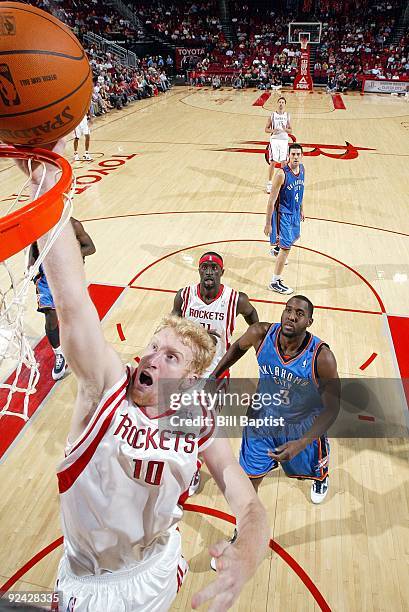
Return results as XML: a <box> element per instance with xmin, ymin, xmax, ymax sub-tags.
<box><xmin>266</xmin><ymin>181</ymin><xmax>272</xmax><ymax>194</ymax></box>
<box><xmin>210</xmin><ymin>529</ymin><xmax>238</xmax><ymax>571</ymax></box>
<box><xmin>83</xmin><ymin>153</ymin><xmax>93</xmax><ymax>161</ymax></box>
<box><xmin>188</xmin><ymin>469</ymin><xmax>200</xmax><ymax>496</ymax></box>
<box><xmin>311</xmin><ymin>476</ymin><xmax>329</xmax><ymax>504</ymax></box>
<box><xmin>268</xmin><ymin>279</ymin><xmax>293</xmax><ymax>295</ymax></box>
<box><xmin>52</xmin><ymin>353</ymin><xmax>67</xmax><ymax>381</ymax></box>
<box><xmin>73</xmin><ymin>153</ymin><xmax>80</xmax><ymax>161</ymax></box>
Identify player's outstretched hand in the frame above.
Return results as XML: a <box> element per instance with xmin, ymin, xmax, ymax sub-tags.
<box><xmin>192</xmin><ymin>535</ymin><xmax>257</xmax><ymax>611</ymax></box>
<box><xmin>264</xmin><ymin>223</ymin><xmax>271</xmax><ymax>237</ymax></box>
<box><xmin>268</xmin><ymin>440</ymin><xmax>305</xmax><ymax>462</ymax></box>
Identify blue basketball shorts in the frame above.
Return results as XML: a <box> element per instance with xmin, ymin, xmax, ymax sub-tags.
<box><xmin>239</xmin><ymin>424</ymin><xmax>329</xmax><ymax>481</ymax></box>
<box><xmin>270</xmin><ymin>210</ymin><xmax>300</xmax><ymax>250</ymax></box>
<box><xmin>35</xmin><ymin>273</ymin><xmax>55</xmax><ymax>312</ymax></box>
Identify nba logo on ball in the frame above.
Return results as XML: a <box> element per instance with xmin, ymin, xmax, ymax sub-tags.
<box><xmin>0</xmin><ymin>15</ymin><xmax>16</xmax><ymax>35</ymax></box>
<box><xmin>0</xmin><ymin>63</ymin><xmax>20</xmax><ymax>106</ymax></box>
<box><xmin>0</xmin><ymin>2</ymin><xmax>92</xmax><ymax>145</ymax></box>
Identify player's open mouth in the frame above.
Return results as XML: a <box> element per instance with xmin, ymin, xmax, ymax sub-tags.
<box><xmin>139</xmin><ymin>371</ymin><xmax>153</xmax><ymax>386</ymax></box>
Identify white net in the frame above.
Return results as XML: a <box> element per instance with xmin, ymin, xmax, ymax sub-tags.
<box><xmin>0</xmin><ymin>153</ymin><xmax>74</xmax><ymax>421</ymax></box>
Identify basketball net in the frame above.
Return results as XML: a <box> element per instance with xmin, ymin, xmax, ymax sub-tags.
<box><xmin>0</xmin><ymin>148</ymin><xmax>74</xmax><ymax>422</ymax></box>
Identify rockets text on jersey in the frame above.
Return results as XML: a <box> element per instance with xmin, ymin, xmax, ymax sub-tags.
<box><xmin>180</xmin><ymin>284</ymin><xmax>239</xmax><ymax>376</ymax></box>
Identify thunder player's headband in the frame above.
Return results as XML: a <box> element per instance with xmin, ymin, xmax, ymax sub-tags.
<box><xmin>199</xmin><ymin>254</ymin><xmax>224</xmax><ymax>269</ymax></box>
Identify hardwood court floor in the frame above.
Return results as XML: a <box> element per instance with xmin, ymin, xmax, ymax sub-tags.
<box><xmin>0</xmin><ymin>88</ymin><xmax>408</xmax><ymax>611</ymax></box>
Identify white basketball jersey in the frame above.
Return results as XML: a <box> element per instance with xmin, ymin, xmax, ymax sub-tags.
<box><xmin>180</xmin><ymin>284</ymin><xmax>239</xmax><ymax>376</ymax></box>
<box><xmin>57</xmin><ymin>368</ymin><xmax>215</xmax><ymax>576</ymax></box>
<box><xmin>270</xmin><ymin>111</ymin><xmax>290</xmax><ymax>141</ymax></box>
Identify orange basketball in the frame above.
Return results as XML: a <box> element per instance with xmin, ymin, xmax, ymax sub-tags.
<box><xmin>0</xmin><ymin>2</ymin><xmax>93</xmax><ymax>145</ymax></box>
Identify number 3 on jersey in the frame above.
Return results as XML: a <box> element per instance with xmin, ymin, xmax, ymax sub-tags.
<box><xmin>133</xmin><ymin>459</ymin><xmax>164</xmax><ymax>485</ymax></box>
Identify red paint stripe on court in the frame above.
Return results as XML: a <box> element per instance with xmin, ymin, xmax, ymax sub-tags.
<box><xmin>359</xmin><ymin>352</ymin><xmax>378</xmax><ymax>370</ymax></box>
<box><xmin>253</xmin><ymin>92</ymin><xmax>271</xmax><ymax>106</ymax></box>
<box><xmin>331</xmin><ymin>94</ymin><xmax>346</xmax><ymax>110</ymax></box>
<box><xmin>358</xmin><ymin>415</ymin><xmax>375</xmax><ymax>422</ymax></box>
<box><xmin>0</xmin><ymin>536</ymin><xmax>63</xmax><ymax>594</ymax></box>
<box><xmin>0</xmin><ymin>505</ymin><xmax>331</xmax><ymax>611</ymax></box>
<box><xmin>116</xmin><ymin>323</ymin><xmax>126</xmax><ymax>341</ymax></box>
<box><xmin>387</xmin><ymin>315</ymin><xmax>409</xmax><ymax>407</ymax></box>
<box><xmin>0</xmin><ymin>284</ymin><xmax>125</xmax><ymax>461</ymax></box>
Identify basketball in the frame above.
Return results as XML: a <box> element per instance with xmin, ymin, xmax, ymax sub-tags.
<box><xmin>0</xmin><ymin>2</ymin><xmax>92</xmax><ymax>146</ymax></box>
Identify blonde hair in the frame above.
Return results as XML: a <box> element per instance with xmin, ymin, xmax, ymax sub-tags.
<box><xmin>154</xmin><ymin>315</ymin><xmax>216</xmax><ymax>376</ymax></box>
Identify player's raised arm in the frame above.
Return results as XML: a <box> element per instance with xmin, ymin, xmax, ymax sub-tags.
<box><xmin>264</xmin><ymin>169</ymin><xmax>284</xmax><ymax>236</ymax></box>
<box><xmin>193</xmin><ymin>437</ymin><xmax>270</xmax><ymax>610</ymax></box>
<box><xmin>237</xmin><ymin>292</ymin><xmax>259</xmax><ymax>325</ymax></box>
<box><xmin>211</xmin><ymin>322</ymin><xmax>270</xmax><ymax>379</ymax></box>
<box><xmin>20</xmin><ymin>140</ymin><xmax>123</xmax><ymax>403</ymax></box>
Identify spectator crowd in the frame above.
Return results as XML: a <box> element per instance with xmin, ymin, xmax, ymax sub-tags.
<box><xmin>31</xmin><ymin>0</ymin><xmax>408</xmax><ymax>94</ymax></box>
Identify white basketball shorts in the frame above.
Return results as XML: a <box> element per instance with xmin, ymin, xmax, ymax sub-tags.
<box><xmin>268</xmin><ymin>139</ymin><xmax>288</xmax><ymax>163</ymax></box>
<box><xmin>54</xmin><ymin>528</ymin><xmax>188</xmax><ymax>611</ymax></box>
<box><xmin>74</xmin><ymin>116</ymin><xmax>90</xmax><ymax>138</ymax></box>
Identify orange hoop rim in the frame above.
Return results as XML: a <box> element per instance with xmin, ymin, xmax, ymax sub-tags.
<box><xmin>0</xmin><ymin>145</ymin><xmax>73</xmax><ymax>262</ymax></box>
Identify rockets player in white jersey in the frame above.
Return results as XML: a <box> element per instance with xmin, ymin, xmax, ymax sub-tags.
<box><xmin>265</xmin><ymin>97</ymin><xmax>292</xmax><ymax>194</ymax></box>
<box><xmin>16</xmin><ymin>141</ymin><xmax>269</xmax><ymax>612</ymax></box>
<box><xmin>172</xmin><ymin>252</ymin><xmax>259</xmax><ymax>495</ymax></box>
<box><xmin>172</xmin><ymin>252</ymin><xmax>259</xmax><ymax>378</ymax></box>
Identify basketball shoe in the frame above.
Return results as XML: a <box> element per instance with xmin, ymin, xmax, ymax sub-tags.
<box><xmin>311</xmin><ymin>477</ymin><xmax>329</xmax><ymax>504</ymax></box>
<box><xmin>268</xmin><ymin>279</ymin><xmax>293</xmax><ymax>295</ymax></box>
<box><xmin>73</xmin><ymin>153</ymin><xmax>80</xmax><ymax>161</ymax></box>
<box><xmin>210</xmin><ymin>528</ymin><xmax>238</xmax><ymax>571</ymax></box>
<box><xmin>83</xmin><ymin>153</ymin><xmax>93</xmax><ymax>161</ymax></box>
<box><xmin>52</xmin><ymin>353</ymin><xmax>67</xmax><ymax>381</ymax></box>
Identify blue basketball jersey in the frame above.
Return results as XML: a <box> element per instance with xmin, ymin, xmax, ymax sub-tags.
<box><xmin>278</xmin><ymin>164</ymin><xmax>305</xmax><ymax>214</ymax></box>
<box><xmin>255</xmin><ymin>323</ymin><xmax>325</xmax><ymax>422</ymax></box>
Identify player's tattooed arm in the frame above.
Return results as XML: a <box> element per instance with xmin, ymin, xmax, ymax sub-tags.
<box><xmin>170</xmin><ymin>289</ymin><xmax>183</xmax><ymax>316</ymax></box>
<box><xmin>211</xmin><ymin>322</ymin><xmax>270</xmax><ymax>379</ymax></box>
<box><xmin>264</xmin><ymin>169</ymin><xmax>284</xmax><ymax>236</ymax></box>
<box><xmin>237</xmin><ymin>292</ymin><xmax>259</xmax><ymax>325</ymax></box>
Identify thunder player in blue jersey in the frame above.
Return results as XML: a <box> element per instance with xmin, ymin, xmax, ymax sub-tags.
<box><xmin>264</xmin><ymin>143</ymin><xmax>305</xmax><ymax>295</ymax></box>
<box><xmin>211</xmin><ymin>295</ymin><xmax>340</xmax><ymax>504</ymax></box>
